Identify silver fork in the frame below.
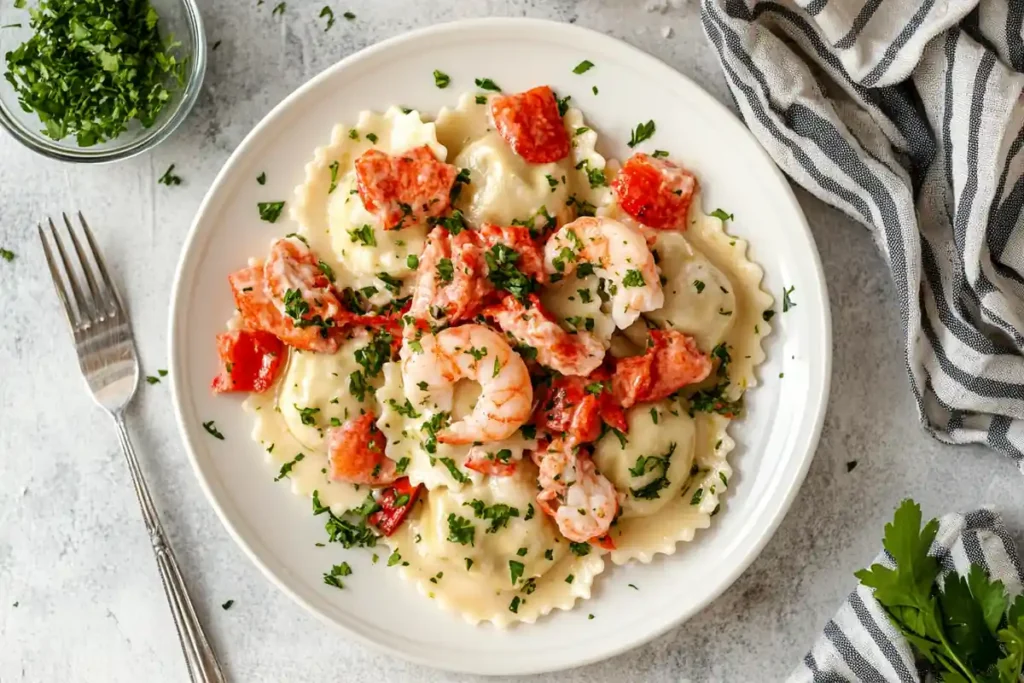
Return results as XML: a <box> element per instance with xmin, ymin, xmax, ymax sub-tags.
<box><xmin>39</xmin><ymin>213</ymin><xmax>227</xmax><ymax>683</ymax></box>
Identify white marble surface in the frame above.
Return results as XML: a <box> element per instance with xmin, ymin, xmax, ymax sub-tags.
<box><xmin>1</xmin><ymin>1</ymin><xmax>1022</xmax><ymax>681</ymax></box>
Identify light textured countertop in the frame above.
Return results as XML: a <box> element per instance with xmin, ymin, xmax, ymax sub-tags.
<box><xmin>1</xmin><ymin>1</ymin><xmax>1021</xmax><ymax>681</ymax></box>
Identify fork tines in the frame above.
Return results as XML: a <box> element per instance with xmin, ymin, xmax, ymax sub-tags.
<box><xmin>39</xmin><ymin>212</ymin><xmax>123</xmax><ymax>331</ymax></box>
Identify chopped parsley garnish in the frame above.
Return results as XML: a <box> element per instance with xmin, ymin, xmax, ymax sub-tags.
<box><xmin>348</xmin><ymin>371</ymin><xmax>369</xmax><ymax>401</ymax></box>
<box><xmin>763</xmin><ymin>309</ymin><xmax>776</xmax><ymax>322</ymax></box>
<box><xmin>650</xmin><ymin>408</ymin><xmax>658</xmax><ymax>424</ymax></box>
<box><xmin>711</xmin><ymin>343</ymin><xmax>731</xmax><ymax>377</ymax></box>
<box><xmin>387</xmin><ymin>549</ymin><xmax>402</xmax><ymax>566</ymax></box>
<box><xmin>3</xmin><ymin>0</ymin><xmax>188</xmax><ymax>146</ymax></box>
<box><xmin>354</xmin><ymin>330</ymin><xmax>393</xmax><ymax>378</ymax></box>
<box><xmin>348</xmin><ymin>128</ymin><xmax>359</xmax><ymax>140</ymax></box>
<box><xmin>509</xmin><ymin>560</ymin><xmax>525</xmax><ymax>585</ymax></box>
<box><xmin>388</xmin><ymin>398</ymin><xmax>420</xmax><ymax>419</ymax></box>
<box><xmin>271</xmin><ymin>2</ymin><xmax>286</xmax><ymax>16</ymax></box>
<box><xmin>690</xmin><ymin>488</ymin><xmax>704</xmax><ymax>505</ymax></box>
<box><xmin>465</xmin><ymin>346</ymin><xmax>487</xmax><ymax>361</ymax></box>
<box><xmin>574</xmin><ymin>126</ymin><xmax>589</xmax><ymax>136</ymax></box>
<box><xmin>556</xmin><ymin>93</ymin><xmax>572</xmax><ymax>117</ymax></box>
<box><xmin>474</xmin><ymin>77</ymin><xmax>501</xmax><ymax>92</ymax></box>
<box><xmin>492</xmin><ymin>357</ymin><xmax>503</xmax><ymax>378</ymax></box>
<box><xmin>294</xmin><ymin>404</ymin><xmax>320</xmax><ymax>426</ymax></box>
<box><xmin>485</xmin><ymin>244</ymin><xmax>536</xmax><ymax>300</ymax></box>
<box><xmin>446</xmin><ymin>513</ymin><xmax>475</xmax><ymax>546</ymax></box>
<box><xmin>221</xmin><ymin>600</ymin><xmax>234</xmax><ymax>610</ymax></box>
<box><xmin>688</xmin><ymin>382</ymin><xmax>742</xmax><ymax>418</ymax></box>
<box><xmin>783</xmin><ymin>286</ymin><xmax>796</xmax><ymax>312</ymax></box>
<box><xmin>577</xmin><ymin>288</ymin><xmax>593</xmax><ymax>303</ymax></box>
<box><xmin>439</xmin><ymin>457</ymin><xmax>469</xmax><ymax>483</ymax></box>
<box><xmin>366</xmin><ymin>132</ymin><xmax>378</xmax><ymax>143</ymax></box>
<box><xmin>464</xmin><ymin>500</ymin><xmax>520</xmax><ymax>533</ymax></box>
<box><xmin>544</xmin><ymin>549</ymin><xmax>554</xmax><ymax>560</ymax></box>
<box><xmin>322</xmin><ymin>562</ymin><xmax>351</xmax><ymax>589</ymax></box>
<box><xmin>420</xmin><ymin>412</ymin><xmax>450</xmax><ymax>454</ymax></box>
<box><xmin>524</xmin><ymin>503</ymin><xmax>535</xmax><ymax>521</ymax></box>
<box><xmin>202</xmin><ymin>421</ymin><xmax>224</xmax><ymax>440</ymax></box>
<box><xmin>629</xmin><ymin>443</ymin><xmax>675</xmax><ymax>500</ymax></box>
<box><xmin>693</xmin><ymin>280</ymin><xmax>706</xmax><ymax>293</ymax></box>
<box><xmin>475</xmin><ymin>94</ymin><xmax>486</xmax><ymax>105</ymax></box>
<box><xmin>546</xmin><ymin>174</ymin><xmax>559</xmax><ymax>189</ymax></box>
<box><xmin>158</xmin><ymin>164</ymin><xmax>181</xmax><ymax>186</ymax></box>
<box><xmin>328</xmin><ymin>160</ymin><xmax>340</xmax><ymax>193</ymax></box>
<box><xmin>709</xmin><ymin>208</ymin><xmax>734</xmax><ymax>221</ymax></box>
<box><xmin>622</xmin><ymin>269</ymin><xmax>645</xmax><ymax>288</ymax></box>
<box><xmin>312</xmin><ymin>490</ymin><xmax>378</xmax><ymax>548</ymax></box>
<box><xmin>146</xmin><ymin>375</ymin><xmax>161</xmax><ymax>385</ymax></box>
<box><xmin>592</xmin><ymin>85</ymin><xmax>598</xmax><ymax>95</ymax></box>
<box><xmin>566</xmin><ymin>193</ymin><xmax>596</xmax><ymax>217</ymax></box>
<box><xmin>274</xmin><ymin>453</ymin><xmax>304</xmax><ymax>481</ymax></box>
<box><xmin>258</xmin><ymin>201</ymin><xmax>285</xmax><ymax>223</ymax></box>
<box><xmin>348</xmin><ymin>224</ymin><xmax>376</xmax><ymax>247</ymax></box>
<box><xmin>395</xmin><ymin>457</ymin><xmax>410</xmax><ymax>475</ymax></box>
<box><xmin>433</xmin><ymin>69</ymin><xmax>450</xmax><ymax>89</ymax></box>
<box><xmin>627</xmin><ymin>120</ymin><xmax>656</xmax><ymax>147</ymax></box>
<box><xmin>0</xmin><ymin>248</ymin><xmax>15</xmax><ymax>262</ymax></box>
<box><xmin>318</xmin><ymin>6</ymin><xmax>334</xmax><ymax>30</ymax></box>
<box><xmin>343</xmin><ymin>11</ymin><xmax>355</xmax><ymax>19</ymax></box>
<box><xmin>317</xmin><ymin>260</ymin><xmax>335</xmax><ymax>282</ymax></box>
<box><xmin>376</xmin><ymin>272</ymin><xmax>402</xmax><ymax>295</ymax></box>
<box><xmin>465</xmin><ymin>558</ymin><xmax>474</xmax><ymax>570</ymax></box>
<box><xmin>572</xmin><ymin>59</ymin><xmax>594</xmax><ymax>74</ymax></box>
<box><xmin>569</xmin><ymin>542</ymin><xmax>591</xmax><ymax>557</ymax></box>
<box><xmin>436</xmin><ymin>258</ymin><xmax>454</xmax><ymax>283</ymax></box>
<box><xmin>509</xmin><ymin>596</ymin><xmax>521</xmax><ymax>613</ymax></box>
<box><xmin>406</xmin><ymin>254</ymin><xmax>419</xmax><ymax>269</ymax></box>
<box><xmin>652</xmin><ymin>149</ymin><xmax>669</xmax><ymax>158</ymax></box>
<box><xmin>565</xmin><ymin>574</ymin><xmax>575</xmax><ymax>584</ymax></box>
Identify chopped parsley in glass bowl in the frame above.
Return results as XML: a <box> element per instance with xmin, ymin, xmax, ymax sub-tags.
<box><xmin>0</xmin><ymin>0</ymin><xmax>205</xmax><ymax>163</ymax></box>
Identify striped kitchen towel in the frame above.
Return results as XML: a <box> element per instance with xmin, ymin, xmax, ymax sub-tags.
<box><xmin>700</xmin><ymin>0</ymin><xmax>1024</xmax><ymax>473</ymax></box>
<box><xmin>787</xmin><ymin>508</ymin><xmax>1024</xmax><ymax>682</ymax></box>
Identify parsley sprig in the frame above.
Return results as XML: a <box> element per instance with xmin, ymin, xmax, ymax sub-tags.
<box><xmin>856</xmin><ymin>500</ymin><xmax>1024</xmax><ymax>683</ymax></box>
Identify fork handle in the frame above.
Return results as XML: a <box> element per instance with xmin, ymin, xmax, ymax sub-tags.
<box><xmin>113</xmin><ymin>414</ymin><xmax>227</xmax><ymax>683</ymax></box>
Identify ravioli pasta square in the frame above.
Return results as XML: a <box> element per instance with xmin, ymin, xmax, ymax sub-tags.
<box><xmin>213</xmin><ymin>84</ymin><xmax>772</xmax><ymax>626</ymax></box>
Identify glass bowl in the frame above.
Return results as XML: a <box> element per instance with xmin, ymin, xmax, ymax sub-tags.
<box><xmin>0</xmin><ymin>0</ymin><xmax>206</xmax><ymax>164</ymax></box>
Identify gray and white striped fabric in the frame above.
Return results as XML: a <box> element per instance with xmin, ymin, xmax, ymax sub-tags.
<box><xmin>700</xmin><ymin>0</ymin><xmax>1024</xmax><ymax>472</ymax></box>
<box><xmin>786</xmin><ymin>509</ymin><xmax>1024</xmax><ymax>682</ymax></box>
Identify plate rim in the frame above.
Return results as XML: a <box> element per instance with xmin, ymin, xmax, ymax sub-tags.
<box><xmin>168</xmin><ymin>16</ymin><xmax>832</xmax><ymax>675</ymax></box>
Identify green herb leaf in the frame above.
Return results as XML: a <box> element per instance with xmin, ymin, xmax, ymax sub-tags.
<box><xmin>433</xmin><ymin>69</ymin><xmax>450</xmax><ymax>89</ymax></box>
<box><xmin>348</xmin><ymin>224</ymin><xmax>376</xmax><ymax>247</ymax></box>
<box><xmin>319</xmin><ymin>6</ymin><xmax>334</xmax><ymax>30</ymax></box>
<box><xmin>628</xmin><ymin>120</ymin><xmax>656</xmax><ymax>148</ymax></box>
<box><xmin>651</xmin><ymin>150</ymin><xmax>669</xmax><ymax>158</ymax></box>
<box><xmin>271</xmin><ymin>2</ymin><xmax>286</xmax><ymax>16</ymax></box>
<box><xmin>446</xmin><ymin>513</ymin><xmax>475</xmax><ymax>546</ymax></box>
<box><xmin>572</xmin><ymin>59</ymin><xmax>594</xmax><ymax>74</ymax></box>
<box><xmin>158</xmin><ymin>164</ymin><xmax>182</xmax><ymax>186</ymax></box>
<box><xmin>256</xmin><ymin>172</ymin><xmax>267</xmax><ymax>185</ymax></box>
<box><xmin>509</xmin><ymin>560</ymin><xmax>524</xmax><ymax>585</ymax></box>
<box><xmin>221</xmin><ymin>600</ymin><xmax>234</xmax><ymax>610</ymax></box>
<box><xmin>474</xmin><ymin>77</ymin><xmax>501</xmax><ymax>92</ymax></box>
<box><xmin>202</xmin><ymin>421</ymin><xmax>224</xmax><ymax>440</ymax></box>
<box><xmin>783</xmin><ymin>286</ymin><xmax>796</xmax><ymax>312</ymax></box>
<box><xmin>709</xmin><ymin>208</ymin><xmax>734</xmax><ymax>221</ymax></box>
<box><xmin>258</xmin><ymin>201</ymin><xmax>285</xmax><ymax>223</ymax></box>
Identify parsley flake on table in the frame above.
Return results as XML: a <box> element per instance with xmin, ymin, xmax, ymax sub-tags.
<box><xmin>271</xmin><ymin>2</ymin><xmax>286</xmax><ymax>16</ymax></box>
<box><xmin>474</xmin><ymin>77</ymin><xmax>501</xmax><ymax>92</ymax></box>
<box><xmin>627</xmin><ymin>120</ymin><xmax>656</xmax><ymax>147</ymax></box>
<box><xmin>258</xmin><ymin>201</ymin><xmax>285</xmax><ymax>223</ymax></box>
<box><xmin>158</xmin><ymin>164</ymin><xmax>182</xmax><ymax>186</ymax></box>
<box><xmin>433</xmin><ymin>69</ymin><xmax>450</xmax><ymax>89</ymax></box>
<box><xmin>202</xmin><ymin>421</ymin><xmax>224</xmax><ymax>440</ymax></box>
<box><xmin>0</xmin><ymin>248</ymin><xmax>14</xmax><ymax>262</ymax></box>
<box><xmin>319</xmin><ymin>6</ymin><xmax>335</xmax><ymax>30</ymax></box>
<box><xmin>572</xmin><ymin>59</ymin><xmax>594</xmax><ymax>74</ymax></box>
<box><xmin>221</xmin><ymin>600</ymin><xmax>234</xmax><ymax>610</ymax></box>
<box><xmin>343</xmin><ymin>11</ymin><xmax>355</xmax><ymax>20</ymax></box>
<box><xmin>3</xmin><ymin>0</ymin><xmax>188</xmax><ymax>146</ymax></box>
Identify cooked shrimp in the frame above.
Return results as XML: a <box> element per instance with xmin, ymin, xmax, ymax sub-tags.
<box><xmin>401</xmin><ymin>324</ymin><xmax>533</xmax><ymax>444</ymax></box>
<box><xmin>534</xmin><ymin>440</ymin><xmax>619</xmax><ymax>543</ymax></box>
<box><xmin>543</xmin><ymin>217</ymin><xmax>663</xmax><ymax>329</ymax></box>
<box><xmin>482</xmin><ymin>294</ymin><xmax>604</xmax><ymax>377</ymax></box>
<box><xmin>408</xmin><ymin>227</ymin><xmax>490</xmax><ymax>325</ymax></box>
<box><xmin>326</xmin><ymin>413</ymin><xmax>397</xmax><ymax>486</ymax></box>
<box><xmin>612</xmin><ymin>329</ymin><xmax>713</xmax><ymax>408</ymax></box>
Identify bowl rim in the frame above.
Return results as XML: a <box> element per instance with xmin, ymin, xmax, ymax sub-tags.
<box><xmin>0</xmin><ymin>0</ymin><xmax>207</xmax><ymax>164</ymax></box>
<box><xmin>167</xmin><ymin>16</ymin><xmax>833</xmax><ymax>675</ymax></box>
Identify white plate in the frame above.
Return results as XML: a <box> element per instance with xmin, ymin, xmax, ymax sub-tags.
<box><xmin>168</xmin><ymin>17</ymin><xmax>831</xmax><ymax>676</ymax></box>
